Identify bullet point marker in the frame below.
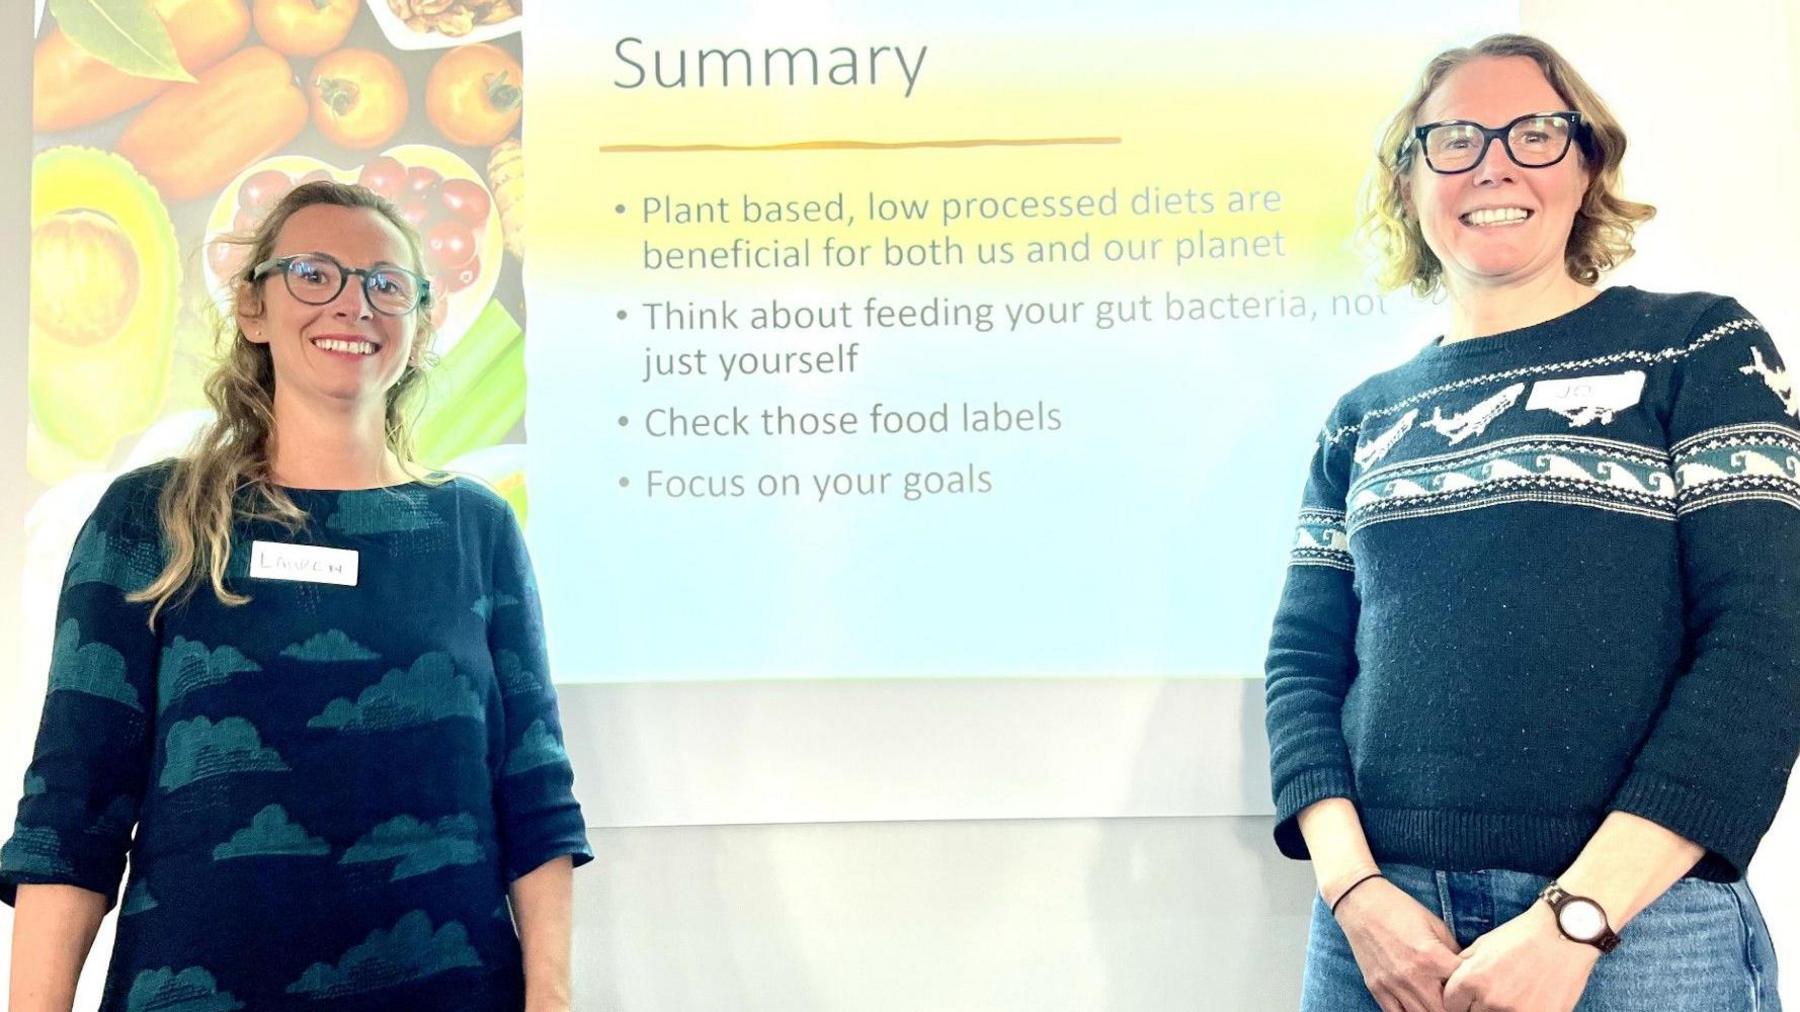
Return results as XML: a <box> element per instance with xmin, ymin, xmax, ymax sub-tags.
<box><xmin>619</xmin><ymin>477</ymin><xmax>630</xmax><ymax>488</ymax></box>
<box><xmin>618</xmin><ymin>416</ymin><xmax>629</xmax><ymax>427</ymax></box>
<box><xmin>615</xmin><ymin>203</ymin><xmax>626</xmax><ymax>214</ymax></box>
<box><xmin>616</xmin><ymin>309</ymin><xmax>627</xmax><ymax>320</ymax></box>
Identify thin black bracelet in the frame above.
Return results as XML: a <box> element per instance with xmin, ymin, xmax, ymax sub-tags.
<box><xmin>1329</xmin><ymin>872</ymin><xmax>1385</xmax><ymax>916</ymax></box>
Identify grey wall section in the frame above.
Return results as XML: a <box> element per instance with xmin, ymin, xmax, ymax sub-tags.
<box><xmin>577</xmin><ymin>817</ymin><xmax>1314</xmax><ymax>1011</ymax></box>
<box><xmin>555</xmin><ymin>679</ymin><xmax>1323</xmax><ymax>1009</ymax></box>
<box><xmin>557</xmin><ymin>678</ymin><xmax>1278</xmax><ymax>828</ymax></box>
<box><xmin>1</xmin><ymin>0</ymin><xmax>30</xmax><ymax>998</ymax></box>
<box><xmin>3</xmin><ymin>0</ymin><xmax>31</xmax><ymax>657</ymax></box>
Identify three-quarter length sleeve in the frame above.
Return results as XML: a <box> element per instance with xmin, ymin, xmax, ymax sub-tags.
<box><xmin>1</xmin><ymin>480</ymin><xmax>163</xmax><ymax>910</ymax></box>
<box><xmin>486</xmin><ymin>501</ymin><xmax>593</xmax><ymax>881</ymax></box>
<box><xmin>1607</xmin><ymin>300</ymin><xmax>1800</xmax><ymax>878</ymax></box>
<box><xmin>1264</xmin><ymin>407</ymin><xmax>1363</xmax><ymax>860</ymax></box>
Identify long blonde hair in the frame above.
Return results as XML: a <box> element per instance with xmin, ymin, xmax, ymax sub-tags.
<box><xmin>1360</xmin><ymin>33</ymin><xmax>1657</xmax><ymax>297</ymax></box>
<box><xmin>131</xmin><ymin>181</ymin><xmax>437</xmax><ymax>626</ymax></box>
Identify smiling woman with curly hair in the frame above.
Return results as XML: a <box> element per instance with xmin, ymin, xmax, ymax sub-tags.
<box><xmin>1265</xmin><ymin>33</ymin><xmax>1795</xmax><ymax>1012</ymax></box>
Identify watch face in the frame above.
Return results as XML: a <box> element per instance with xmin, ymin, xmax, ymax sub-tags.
<box><xmin>1559</xmin><ymin>898</ymin><xmax>1607</xmax><ymax>941</ymax></box>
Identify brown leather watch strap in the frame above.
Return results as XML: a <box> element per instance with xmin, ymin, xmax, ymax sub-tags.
<box><xmin>1540</xmin><ymin>880</ymin><xmax>1621</xmax><ymax>953</ymax></box>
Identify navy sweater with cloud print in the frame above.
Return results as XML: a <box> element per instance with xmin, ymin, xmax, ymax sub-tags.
<box><xmin>1265</xmin><ymin>286</ymin><xmax>1800</xmax><ymax>882</ymax></box>
<box><xmin>1</xmin><ymin>464</ymin><xmax>591</xmax><ymax>1012</ymax></box>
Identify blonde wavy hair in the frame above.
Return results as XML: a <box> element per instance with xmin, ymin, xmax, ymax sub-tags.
<box><xmin>1360</xmin><ymin>33</ymin><xmax>1656</xmax><ymax>297</ymax></box>
<box><xmin>131</xmin><ymin>181</ymin><xmax>438</xmax><ymax>626</ymax></box>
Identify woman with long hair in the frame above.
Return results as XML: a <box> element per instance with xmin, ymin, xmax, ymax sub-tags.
<box><xmin>3</xmin><ymin>181</ymin><xmax>589</xmax><ymax>1011</ymax></box>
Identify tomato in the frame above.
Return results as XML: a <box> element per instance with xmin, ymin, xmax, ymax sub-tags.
<box><xmin>311</xmin><ymin>48</ymin><xmax>408</xmax><ymax>150</ymax></box>
<box><xmin>447</xmin><ymin>260</ymin><xmax>481</xmax><ymax>293</ymax></box>
<box><xmin>426</xmin><ymin>220</ymin><xmax>477</xmax><ymax>272</ymax></box>
<box><xmin>208</xmin><ymin>238</ymin><xmax>249</xmax><ymax>280</ymax></box>
<box><xmin>357</xmin><ymin>156</ymin><xmax>407</xmax><ymax>201</ymax></box>
<box><xmin>405</xmin><ymin>165</ymin><xmax>442</xmax><ymax>197</ymax></box>
<box><xmin>426</xmin><ymin>44</ymin><xmax>523</xmax><ymax>148</ymax></box>
<box><xmin>398</xmin><ymin>194</ymin><xmax>433</xmax><ymax>231</ymax></box>
<box><xmin>206</xmin><ymin>239</ymin><xmax>232</xmax><ymax>275</ymax></box>
<box><xmin>437</xmin><ymin>178</ymin><xmax>491</xmax><ymax>225</ymax></box>
<box><xmin>238</xmin><ymin>169</ymin><xmax>291</xmax><ymax>213</ymax></box>
<box><xmin>254</xmin><ymin>0</ymin><xmax>360</xmax><ymax>58</ymax></box>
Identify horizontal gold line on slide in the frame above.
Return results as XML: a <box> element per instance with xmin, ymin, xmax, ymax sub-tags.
<box><xmin>599</xmin><ymin>137</ymin><xmax>1123</xmax><ymax>153</ymax></box>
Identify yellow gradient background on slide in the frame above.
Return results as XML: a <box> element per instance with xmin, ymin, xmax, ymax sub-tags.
<box><xmin>535</xmin><ymin>32</ymin><xmax>1461</xmax><ymax>293</ymax></box>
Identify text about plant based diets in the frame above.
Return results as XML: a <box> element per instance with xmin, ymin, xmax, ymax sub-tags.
<box><xmin>633</xmin><ymin>185</ymin><xmax>1301</xmax><ymax>270</ymax></box>
<box><xmin>610</xmin><ymin>183</ymin><xmax>1392</xmax><ymax>503</ymax></box>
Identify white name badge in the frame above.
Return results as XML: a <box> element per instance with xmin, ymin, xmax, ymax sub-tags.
<box><xmin>1527</xmin><ymin>370</ymin><xmax>1647</xmax><ymax>413</ymax></box>
<box><xmin>249</xmin><ymin>541</ymin><xmax>360</xmax><ymax>587</ymax></box>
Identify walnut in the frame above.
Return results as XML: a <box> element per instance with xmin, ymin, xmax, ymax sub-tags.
<box><xmin>432</xmin><ymin>8</ymin><xmax>476</xmax><ymax>35</ymax></box>
<box><xmin>479</xmin><ymin>1</ymin><xmax>518</xmax><ymax>24</ymax></box>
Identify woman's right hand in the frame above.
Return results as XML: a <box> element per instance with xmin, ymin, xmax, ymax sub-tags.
<box><xmin>1333</xmin><ymin>877</ymin><xmax>1464</xmax><ymax>1012</ymax></box>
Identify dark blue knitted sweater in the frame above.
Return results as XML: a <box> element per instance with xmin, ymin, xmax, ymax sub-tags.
<box><xmin>1265</xmin><ymin>286</ymin><xmax>1800</xmax><ymax>882</ymax></box>
<box><xmin>1</xmin><ymin>463</ymin><xmax>592</xmax><ymax>1011</ymax></box>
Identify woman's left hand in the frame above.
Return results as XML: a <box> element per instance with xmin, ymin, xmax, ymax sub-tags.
<box><xmin>1442</xmin><ymin>901</ymin><xmax>1601</xmax><ymax>1012</ymax></box>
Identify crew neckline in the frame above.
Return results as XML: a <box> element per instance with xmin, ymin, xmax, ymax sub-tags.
<box><xmin>276</xmin><ymin>473</ymin><xmax>450</xmax><ymax>494</ymax></box>
<box><xmin>1419</xmin><ymin>285</ymin><xmax>1628</xmax><ymax>360</ymax></box>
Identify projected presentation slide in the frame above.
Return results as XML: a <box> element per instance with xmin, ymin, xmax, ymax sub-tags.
<box><xmin>528</xmin><ymin>1</ymin><xmax>1506</xmax><ymax>680</ymax></box>
<box><xmin>20</xmin><ymin>0</ymin><xmax>1510</xmax><ymax>684</ymax></box>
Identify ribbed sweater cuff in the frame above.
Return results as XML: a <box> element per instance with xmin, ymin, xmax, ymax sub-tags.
<box><xmin>1272</xmin><ymin>766</ymin><xmax>1357</xmax><ymax>859</ymax></box>
<box><xmin>1610</xmin><ymin>769</ymin><xmax>1760</xmax><ymax>878</ymax></box>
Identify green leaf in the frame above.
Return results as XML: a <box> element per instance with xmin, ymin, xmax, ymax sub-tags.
<box><xmin>49</xmin><ymin>0</ymin><xmax>197</xmax><ymax>83</ymax></box>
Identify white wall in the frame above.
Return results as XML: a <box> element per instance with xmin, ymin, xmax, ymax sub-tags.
<box><xmin>4</xmin><ymin>2</ymin><xmax>1799</xmax><ymax>1009</ymax></box>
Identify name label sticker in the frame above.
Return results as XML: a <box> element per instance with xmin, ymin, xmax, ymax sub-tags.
<box><xmin>1527</xmin><ymin>370</ymin><xmax>1647</xmax><ymax>426</ymax></box>
<box><xmin>249</xmin><ymin>541</ymin><xmax>359</xmax><ymax>587</ymax></box>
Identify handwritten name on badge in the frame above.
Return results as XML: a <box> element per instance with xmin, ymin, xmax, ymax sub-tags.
<box><xmin>1527</xmin><ymin>370</ymin><xmax>1646</xmax><ymax>427</ymax></box>
<box><xmin>249</xmin><ymin>542</ymin><xmax>360</xmax><ymax>587</ymax></box>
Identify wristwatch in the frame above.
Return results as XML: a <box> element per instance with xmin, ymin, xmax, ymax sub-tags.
<box><xmin>1539</xmin><ymin>880</ymin><xmax>1621</xmax><ymax>953</ymax></box>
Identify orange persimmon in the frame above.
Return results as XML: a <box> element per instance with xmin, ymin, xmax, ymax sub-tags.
<box><xmin>311</xmin><ymin>48</ymin><xmax>408</xmax><ymax>149</ymax></box>
<box><xmin>426</xmin><ymin>44</ymin><xmax>523</xmax><ymax>148</ymax></box>
<box><xmin>254</xmin><ymin>0</ymin><xmax>361</xmax><ymax>58</ymax></box>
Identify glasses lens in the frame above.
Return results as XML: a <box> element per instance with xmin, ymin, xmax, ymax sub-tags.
<box><xmin>1424</xmin><ymin>123</ymin><xmax>1484</xmax><ymax>172</ymax></box>
<box><xmin>1507</xmin><ymin>115</ymin><xmax>1572</xmax><ymax>167</ymax></box>
<box><xmin>365</xmin><ymin>267</ymin><xmax>422</xmax><ymax>315</ymax></box>
<box><xmin>283</xmin><ymin>255</ymin><xmax>344</xmax><ymax>304</ymax></box>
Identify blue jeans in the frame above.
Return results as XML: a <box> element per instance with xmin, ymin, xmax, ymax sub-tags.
<box><xmin>1301</xmin><ymin>863</ymin><xmax>1782</xmax><ymax>1010</ymax></box>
